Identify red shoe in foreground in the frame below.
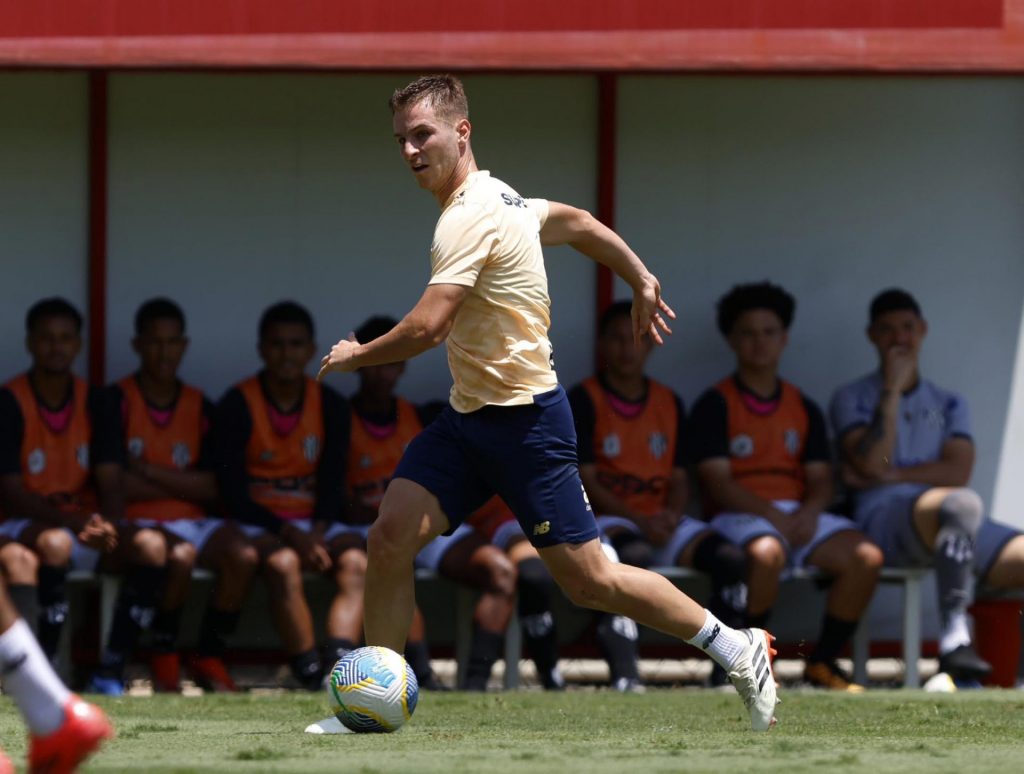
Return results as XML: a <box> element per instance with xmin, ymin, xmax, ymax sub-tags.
<box><xmin>189</xmin><ymin>655</ymin><xmax>239</xmax><ymax>693</ymax></box>
<box><xmin>28</xmin><ymin>695</ymin><xmax>113</xmax><ymax>774</ymax></box>
<box><xmin>150</xmin><ymin>652</ymin><xmax>182</xmax><ymax>693</ymax></box>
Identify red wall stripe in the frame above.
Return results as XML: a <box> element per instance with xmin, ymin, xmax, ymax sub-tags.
<box><xmin>87</xmin><ymin>71</ymin><xmax>108</xmax><ymax>387</ymax></box>
<box><xmin>594</xmin><ymin>73</ymin><xmax>616</xmax><ymax>368</ymax></box>
<box><xmin>0</xmin><ymin>0</ymin><xmax>1004</xmax><ymax>37</ymax></box>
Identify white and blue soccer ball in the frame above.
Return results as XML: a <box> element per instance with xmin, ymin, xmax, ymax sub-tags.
<box><xmin>328</xmin><ymin>646</ymin><xmax>419</xmax><ymax>733</ymax></box>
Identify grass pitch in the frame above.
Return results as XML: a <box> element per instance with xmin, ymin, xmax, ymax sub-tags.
<box><xmin>2</xmin><ymin>689</ymin><xmax>1022</xmax><ymax>773</ymax></box>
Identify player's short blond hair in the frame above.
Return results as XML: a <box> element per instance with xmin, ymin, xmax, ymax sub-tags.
<box><xmin>389</xmin><ymin>74</ymin><xmax>469</xmax><ymax>124</ymax></box>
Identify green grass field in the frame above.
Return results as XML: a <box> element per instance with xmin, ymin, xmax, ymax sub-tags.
<box><xmin>2</xmin><ymin>690</ymin><xmax>1022</xmax><ymax>773</ymax></box>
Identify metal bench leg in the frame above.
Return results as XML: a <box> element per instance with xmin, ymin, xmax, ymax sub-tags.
<box><xmin>100</xmin><ymin>575</ymin><xmax>121</xmax><ymax>654</ymax></box>
<box><xmin>503</xmin><ymin>608</ymin><xmax>520</xmax><ymax>690</ymax></box>
<box><xmin>902</xmin><ymin>576</ymin><xmax>922</xmax><ymax>688</ymax></box>
<box><xmin>852</xmin><ymin>614</ymin><xmax>869</xmax><ymax>686</ymax></box>
<box><xmin>454</xmin><ymin>586</ymin><xmax>475</xmax><ymax>689</ymax></box>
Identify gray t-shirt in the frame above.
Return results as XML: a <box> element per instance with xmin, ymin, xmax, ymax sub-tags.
<box><xmin>829</xmin><ymin>371</ymin><xmax>972</xmax><ymax>517</ymax></box>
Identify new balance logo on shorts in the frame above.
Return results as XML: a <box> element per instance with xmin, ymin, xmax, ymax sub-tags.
<box><xmin>533</xmin><ymin>521</ymin><xmax>551</xmax><ymax>536</ymax></box>
<box><xmin>701</xmin><ymin>623</ymin><xmax>721</xmax><ymax>650</ymax></box>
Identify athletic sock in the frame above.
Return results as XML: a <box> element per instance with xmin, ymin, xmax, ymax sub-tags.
<box><xmin>37</xmin><ymin>565</ymin><xmax>68</xmax><ymax>661</ymax></box>
<box><xmin>96</xmin><ymin>565</ymin><xmax>163</xmax><ymax>679</ymax></box>
<box><xmin>323</xmin><ymin>637</ymin><xmax>356</xmax><ymax>669</ymax></box>
<box><xmin>462</xmin><ymin>625</ymin><xmax>503</xmax><ymax>691</ymax></box>
<box><xmin>404</xmin><ymin>640</ymin><xmax>435</xmax><ymax>686</ymax></box>
<box><xmin>289</xmin><ymin>649</ymin><xmax>323</xmax><ymax>690</ymax></box>
<box><xmin>196</xmin><ymin>607</ymin><xmax>241</xmax><ymax>659</ymax></box>
<box><xmin>807</xmin><ymin>614</ymin><xmax>858</xmax><ymax>665</ymax></box>
<box><xmin>596</xmin><ymin>613</ymin><xmax>641</xmax><ymax>682</ymax></box>
<box><xmin>8</xmin><ymin>584</ymin><xmax>39</xmax><ymax>636</ymax></box>
<box><xmin>521</xmin><ymin>611</ymin><xmax>562</xmax><ymax>688</ymax></box>
<box><xmin>0</xmin><ymin>619</ymin><xmax>71</xmax><ymax>735</ymax></box>
<box><xmin>151</xmin><ymin>609</ymin><xmax>182</xmax><ymax>654</ymax></box>
<box><xmin>685</xmin><ymin>609</ymin><xmax>748</xmax><ymax>670</ymax></box>
<box><xmin>935</xmin><ymin>530</ymin><xmax>975</xmax><ymax>655</ymax></box>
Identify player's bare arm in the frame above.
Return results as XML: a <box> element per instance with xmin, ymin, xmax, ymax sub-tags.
<box><xmin>126</xmin><ymin>460</ymin><xmax>218</xmax><ymax>506</ymax></box>
<box><xmin>318</xmin><ymin>284</ymin><xmax>467</xmax><ymax>379</ymax></box>
<box><xmin>887</xmin><ymin>437</ymin><xmax>974</xmax><ymax>488</ymax></box>
<box><xmin>540</xmin><ymin>202</ymin><xmax>675</xmax><ymax>345</ymax></box>
<box><xmin>0</xmin><ymin>473</ymin><xmax>90</xmax><ymax>531</ymax></box>
<box><xmin>697</xmin><ymin>458</ymin><xmax>787</xmax><ymax>525</ymax></box>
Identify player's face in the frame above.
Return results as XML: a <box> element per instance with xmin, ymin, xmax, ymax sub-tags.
<box><xmin>259</xmin><ymin>322</ymin><xmax>316</xmax><ymax>383</ymax></box>
<box><xmin>600</xmin><ymin>314</ymin><xmax>651</xmax><ymax>379</ymax></box>
<box><xmin>868</xmin><ymin>310</ymin><xmax>927</xmax><ymax>360</ymax></box>
<box><xmin>26</xmin><ymin>316</ymin><xmax>81</xmax><ymax>376</ymax></box>
<box><xmin>133</xmin><ymin>318</ymin><xmax>188</xmax><ymax>384</ymax></box>
<box><xmin>358</xmin><ymin>362</ymin><xmax>406</xmax><ymax>398</ymax></box>
<box><xmin>727</xmin><ymin>309</ymin><xmax>788</xmax><ymax>371</ymax></box>
<box><xmin>392</xmin><ymin>100</ymin><xmax>468</xmax><ymax>196</ymax></box>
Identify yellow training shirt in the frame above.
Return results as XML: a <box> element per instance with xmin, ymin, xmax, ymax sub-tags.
<box><xmin>428</xmin><ymin>170</ymin><xmax>559</xmax><ymax>413</ymax></box>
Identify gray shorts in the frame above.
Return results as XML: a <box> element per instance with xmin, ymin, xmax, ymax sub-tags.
<box><xmin>415</xmin><ymin>524</ymin><xmax>475</xmax><ymax>572</ymax></box>
<box><xmin>711</xmin><ymin>500</ymin><xmax>859</xmax><ymax>569</ymax></box>
<box><xmin>596</xmin><ymin>515</ymin><xmax>712</xmax><ymax>567</ymax></box>
<box><xmin>855</xmin><ymin>488</ymin><xmax>1020</xmax><ymax>579</ymax></box>
<box><xmin>0</xmin><ymin>519</ymin><xmax>101</xmax><ymax>571</ymax></box>
<box><xmin>239</xmin><ymin>518</ymin><xmax>354</xmax><ymax>544</ymax></box>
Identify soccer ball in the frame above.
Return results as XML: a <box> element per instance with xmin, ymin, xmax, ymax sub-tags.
<box><xmin>327</xmin><ymin>646</ymin><xmax>419</xmax><ymax>733</ymax></box>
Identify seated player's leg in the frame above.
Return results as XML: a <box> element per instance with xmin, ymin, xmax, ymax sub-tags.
<box><xmin>506</xmin><ymin>534</ymin><xmax>564</xmax><ymax>690</ymax></box>
<box><xmin>17</xmin><ymin>522</ymin><xmax>73</xmax><ymax>663</ymax></box>
<box><xmin>802</xmin><ymin>518</ymin><xmax>883</xmax><ymax>691</ymax></box>
<box><xmin>191</xmin><ymin>521</ymin><xmax>259</xmax><ymax>692</ymax></box>
<box><xmin>251</xmin><ymin>531</ymin><xmax>322</xmax><ymax>690</ymax></box>
<box><xmin>711</xmin><ymin>514</ymin><xmax>787</xmax><ymax>631</ymax></box>
<box><xmin>912</xmin><ymin>487</ymin><xmax>991</xmax><ymax>679</ymax></box>
<box><xmin>147</xmin><ymin>530</ymin><xmax>197</xmax><ymax>693</ymax></box>
<box><xmin>0</xmin><ymin>573</ymin><xmax>112</xmax><ymax>772</ymax></box>
<box><xmin>975</xmin><ymin>523</ymin><xmax>1024</xmax><ymax>590</ymax></box>
<box><xmin>89</xmin><ymin>525</ymin><xmax>168</xmax><ymax>695</ymax></box>
<box><xmin>0</xmin><ymin>537</ymin><xmax>40</xmax><ymax>634</ymax></box>
<box><xmin>324</xmin><ymin>532</ymin><xmax>368</xmax><ymax>668</ymax></box>
<box><xmin>437</xmin><ymin>529</ymin><xmax>515</xmax><ymax>691</ymax></box>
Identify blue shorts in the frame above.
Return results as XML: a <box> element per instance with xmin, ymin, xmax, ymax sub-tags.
<box><xmin>393</xmin><ymin>386</ymin><xmax>599</xmax><ymax>549</ymax></box>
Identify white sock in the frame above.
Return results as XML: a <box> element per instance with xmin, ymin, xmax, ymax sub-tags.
<box><xmin>939</xmin><ymin>611</ymin><xmax>972</xmax><ymax>656</ymax></box>
<box><xmin>685</xmin><ymin>609</ymin><xmax>747</xmax><ymax>670</ymax></box>
<box><xmin>0</xmin><ymin>619</ymin><xmax>71</xmax><ymax>735</ymax></box>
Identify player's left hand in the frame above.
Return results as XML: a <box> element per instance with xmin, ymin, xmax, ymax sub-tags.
<box><xmin>632</xmin><ymin>275</ymin><xmax>676</xmax><ymax>347</ymax></box>
<box><xmin>318</xmin><ymin>333</ymin><xmax>359</xmax><ymax>380</ymax></box>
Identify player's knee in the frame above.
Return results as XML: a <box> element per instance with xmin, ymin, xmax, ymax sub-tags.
<box><xmin>367</xmin><ymin>517</ymin><xmax>419</xmax><ymax>566</ymax></box>
<box><xmin>34</xmin><ymin>527</ymin><xmax>73</xmax><ymax>566</ymax></box>
<box><xmin>265</xmin><ymin>547</ymin><xmax>302</xmax><ymax>584</ymax></box>
<box><xmin>854</xmin><ymin>540</ymin><xmax>885</xmax><ymax>574</ymax></box>
<box><xmin>938</xmin><ymin>488</ymin><xmax>984</xmax><ymax>536</ymax></box>
<box><xmin>168</xmin><ymin>540</ymin><xmax>197</xmax><ymax>571</ymax></box>
<box><xmin>556</xmin><ymin>562</ymin><xmax>616</xmax><ymax>610</ymax></box>
<box><xmin>482</xmin><ymin>548</ymin><xmax>516</xmax><ymax>596</ymax></box>
<box><xmin>746</xmin><ymin>536</ymin><xmax>786</xmax><ymax>573</ymax></box>
<box><xmin>229</xmin><ymin>542</ymin><xmax>261</xmax><ymax>576</ymax></box>
<box><xmin>336</xmin><ymin>548</ymin><xmax>368</xmax><ymax>585</ymax></box>
<box><xmin>0</xmin><ymin>541</ymin><xmax>39</xmax><ymax>583</ymax></box>
<box><xmin>132</xmin><ymin>528</ymin><xmax>168</xmax><ymax>566</ymax></box>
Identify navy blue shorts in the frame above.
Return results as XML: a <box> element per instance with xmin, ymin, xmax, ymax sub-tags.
<box><xmin>392</xmin><ymin>385</ymin><xmax>600</xmax><ymax>549</ymax></box>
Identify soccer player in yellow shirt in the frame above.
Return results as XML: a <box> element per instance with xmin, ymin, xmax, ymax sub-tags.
<box><xmin>318</xmin><ymin>75</ymin><xmax>777</xmax><ymax>731</ymax></box>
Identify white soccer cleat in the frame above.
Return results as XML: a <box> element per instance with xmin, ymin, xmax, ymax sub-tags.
<box><xmin>728</xmin><ymin>628</ymin><xmax>779</xmax><ymax>732</ymax></box>
<box><xmin>304</xmin><ymin>716</ymin><xmax>353</xmax><ymax>735</ymax></box>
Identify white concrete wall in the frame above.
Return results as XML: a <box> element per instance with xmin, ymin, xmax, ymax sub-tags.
<box><xmin>105</xmin><ymin>73</ymin><xmax>596</xmax><ymax>402</ymax></box>
<box><xmin>616</xmin><ymin>76</ymin><xmax>1024</xmax><ymax>529</ymax></box>
<box><xmin>0</xmin><ymin>74</ymin><xmax>89</xmax><ymax>378</ymax></box>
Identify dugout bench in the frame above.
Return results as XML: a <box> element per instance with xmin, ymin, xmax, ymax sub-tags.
<box><xmin>64</xmin><ymin>565</ymin><xmax>931</xmax><ymax>689</ymax></box>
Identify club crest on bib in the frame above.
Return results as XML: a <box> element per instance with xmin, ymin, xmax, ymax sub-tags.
<box><xmin>302</xmin><ymin>435</ymin><xmax>320</xmax><ymax>463</ymax></box>
<box><xmin>171</xmin><ymin>442</ymin><xmax>192</xmax><ymax>470</ymax></box>
<box><xmin>602</xmin><ymin>433</ymin><xmax>621</xmax><ymax>458</ymax></box>
<box><xmin>76</xmin><ymin>443</ymin><xmax>89</xmax><ymax>470</ymax></box>
<box><xmin>27</xmin><ymin>448</ymin><xmax>46</xmax><ymax>475</ymax></box>
<box><xmin>127</xmin><ymin>437</ymin><xmax>145</xmax><ymax>459</ymax></box>
<box><xmin>648</xmin><ymin>432</ymin><xmax>668</xmax><ymax>460</ymax></box>
<box><xmin>730</xmin><ymin>434</ymin><xmax>754</xmax><ymax>458</ymax></box>
<box><xmin>783</xmin><ymin>429</ymin><xmax>800</xmax><ymax>456</ymax></box>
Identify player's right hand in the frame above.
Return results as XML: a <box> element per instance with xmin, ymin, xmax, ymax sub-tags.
<box><xmin>283</xmin><ymin>523</ymin><xmax>332</xmax><ymax>573</ymax></box>
<box><xmin>632</xmin><ymin>275</ymin><xmax>675</xmax><ymax>347</ymax></box>
<box><xmin>318</xmin><ymin>333</ymin><xmax>359</xmax><ymax>380</ymax></box>
<box><xmin>883</xmin><ymin>345</ymin><xmax>917</xmax><ymax>392</ymax></box>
